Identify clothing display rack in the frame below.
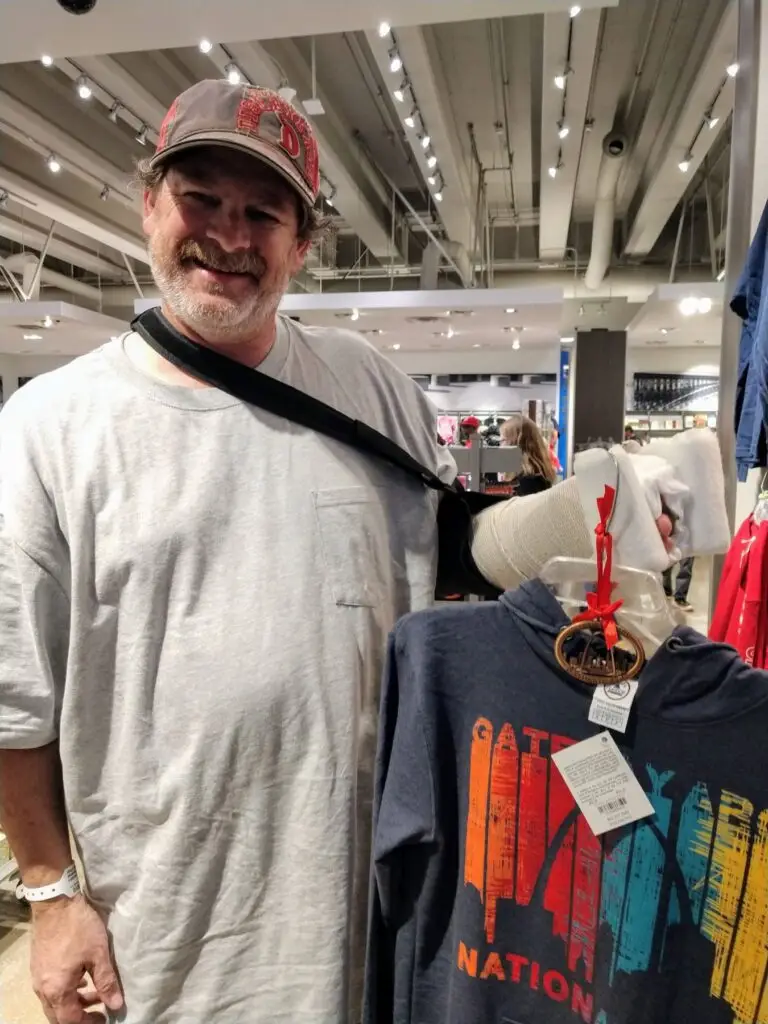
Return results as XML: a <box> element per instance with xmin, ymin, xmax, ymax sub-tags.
<box><xmin>449</xmin><ymin>436</ymin><xmax>522</xmax><ymax>491</ymax></box>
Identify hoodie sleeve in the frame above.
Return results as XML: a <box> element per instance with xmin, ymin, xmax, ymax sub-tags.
<box><xmin>364</xmin><ymin>624</ymin><xmax>437</xmax><ymax>1024</ymax></box>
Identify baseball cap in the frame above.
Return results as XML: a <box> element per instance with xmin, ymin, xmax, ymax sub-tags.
<box><xmin>151</xmin><ymin>80</ymin><xmax>320</xmax><ymax>209</ymax></box>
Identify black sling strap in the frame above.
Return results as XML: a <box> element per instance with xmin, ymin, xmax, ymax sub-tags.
<box><xmin>131</xmin><ymin>308</ymin><xmax>503</xmax><ymax>598</ymax></box>
<box><xmin>133</xmin><ymin>308</ymin><xmax>448</xmax><ymax>494</ymax></box>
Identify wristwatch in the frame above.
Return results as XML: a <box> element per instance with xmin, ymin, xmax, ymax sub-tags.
<box><xmin>16</xmin><ymin>864</ymin><xmax>81</xmax><ymax>903</ymax></box>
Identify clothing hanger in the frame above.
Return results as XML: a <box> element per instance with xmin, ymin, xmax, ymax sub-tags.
<box><xmin>541</xmin><ymin>448</ymin><xmax>679</xmax><ymax>683</ymax></box>
<box><xmin>754</xmin><ymin>470</ymin><xmax>768</xmax><ymax>525</ymax></box>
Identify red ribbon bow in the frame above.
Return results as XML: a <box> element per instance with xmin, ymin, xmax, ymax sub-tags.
<box><xmin>572</xmin><ymin>485</ymin><xmax>624</xmax><ymax>649</ymax></box>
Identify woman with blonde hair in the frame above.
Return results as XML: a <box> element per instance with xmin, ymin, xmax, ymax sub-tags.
<box><xmin>500</xmin><ymin>413</ymin><xmax>557</xmax><ymax>496</ymax></box>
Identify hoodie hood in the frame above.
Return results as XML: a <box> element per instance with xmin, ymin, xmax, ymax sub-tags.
<box><xmin>500</xmin><ymin>579</ymin><xmax>768</xmax><ymax>725</ymax></box>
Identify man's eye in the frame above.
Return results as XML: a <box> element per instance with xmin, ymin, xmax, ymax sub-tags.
<box><xmin>186</xmin><ymin>192</ymin><xmax>217</xmax><ymax>207</ymax></box>
<box><xmin>246</xmin><ymin>208</ymin><xmax>278</xmax><ymax>223</ymax></box>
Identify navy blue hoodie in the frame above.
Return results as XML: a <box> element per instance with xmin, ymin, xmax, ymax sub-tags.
<box><xmin>365</xmin><ymin>580</ymin><xmax>768</xmax><ymax>1024</ymax></box>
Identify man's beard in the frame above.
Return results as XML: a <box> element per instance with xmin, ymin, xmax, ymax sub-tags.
<box><xmin>148</xmin><ymin>236</ymin><xmax>290</xmax><ymax>342</ymax></box>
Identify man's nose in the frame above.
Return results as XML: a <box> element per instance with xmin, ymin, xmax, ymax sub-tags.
<box><xmin>206</xmin><ymin>207</ymin><xmax>252</xmax><ymax>253</ymax></box>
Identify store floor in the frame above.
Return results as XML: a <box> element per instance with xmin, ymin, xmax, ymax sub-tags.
<box><xmin>0</xmin><ymin>563</ymin><xmax>714</xmax><ymax>1023</ymax></box>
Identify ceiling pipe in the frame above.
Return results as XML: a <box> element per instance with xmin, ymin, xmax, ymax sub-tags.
<box><xmin>584</xmin><ymin>133</ymin><xmax>629</xmax><ymax>291</ymax></box>
<box><xmin>2</xmin><ymin>253</ymin><xmax>103</xmax><ymax>302</ymax></box>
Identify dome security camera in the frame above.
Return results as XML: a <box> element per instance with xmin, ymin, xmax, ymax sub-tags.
<box><xmin>56</xmin><ymin>0</ymin><xmax>98</xmax><ymax>13</ymax></box>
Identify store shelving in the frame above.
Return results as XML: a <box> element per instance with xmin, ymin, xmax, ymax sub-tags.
<box><xmin>625</xmin><ymin>410</ymin><xmax>717</xmax><ymax>439</ymax></box>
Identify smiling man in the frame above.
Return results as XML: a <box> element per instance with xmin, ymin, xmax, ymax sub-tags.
<box><xmin>0</xmin><ymin>81</ymin><xmax>686</xmax><ymax>1024</ymax></box>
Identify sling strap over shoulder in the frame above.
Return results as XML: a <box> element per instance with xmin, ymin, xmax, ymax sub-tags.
<box><xmin>132</xmin><ymin>308</ymin><xmax>449</xmax><ymax>493</ymax></box>
<box><xmin>130</xmin><ymin>308</ymin><xmax>503</xmax><ymax>599</ymax></box>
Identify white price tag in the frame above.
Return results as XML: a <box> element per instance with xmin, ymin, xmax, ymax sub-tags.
<box><xmin>551</xmin><ymin>731</ymin><xmax>654</xmax><ymax>837</ymax></box>
<box><xmin>588</xmin><ymin>679</ymin><xmax>639</xmax><ymax>734</ymax></box>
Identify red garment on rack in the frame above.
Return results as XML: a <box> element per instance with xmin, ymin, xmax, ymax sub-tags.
<box><xmin>709</xmin><ymin>515</ymin><xmax>768</xmax><ymax>668</ymax></box>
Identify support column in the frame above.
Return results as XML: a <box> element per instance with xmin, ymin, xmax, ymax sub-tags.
<box><xmin>570</xmin><ymin>330</ymin><xmax>627</xmax><ymax>456</ymax></box>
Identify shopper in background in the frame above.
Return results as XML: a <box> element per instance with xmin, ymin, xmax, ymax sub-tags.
<box><xmin>500</xmin><ymin>413</ymin><xmax>556</xmax><ymax>496</ymax></box>
<box><xmin>0</xmin><ymin>80</ymin><xmax>687</xmax><ymax>1024</ymax></box>
<box><xmin>663</xmin><ymin>556</ymin><xmax>695</xmax><ymax>612</ymax></box>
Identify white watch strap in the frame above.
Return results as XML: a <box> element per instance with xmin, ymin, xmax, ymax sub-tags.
<box><xmin>16</xmin><ymin>864</ymin><xmax>81</xmax><ymax>903</ymax></box>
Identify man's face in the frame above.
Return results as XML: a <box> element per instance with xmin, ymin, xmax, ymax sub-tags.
<box><xmin>143</xmin><ymin>147</ymin><xmax>310</xmax><ymax>344</ymax></box>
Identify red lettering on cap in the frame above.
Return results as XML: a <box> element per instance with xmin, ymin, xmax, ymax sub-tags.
<box><xmin>279</xmin><ymin>122</ymin><xmax>301</xmax><ymax>160</ymax></box>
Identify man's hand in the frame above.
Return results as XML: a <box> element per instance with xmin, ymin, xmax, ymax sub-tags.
<box><xmin>30</xmin><ymin>895</ymin><xmax>123</xmax><ymax>1024</ymax></box>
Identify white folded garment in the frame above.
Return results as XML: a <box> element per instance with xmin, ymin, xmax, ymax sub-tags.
<box><xmin>641</xmin><ymin>429</ymin><xmax>731</xmax><ymax>557</ymax></box>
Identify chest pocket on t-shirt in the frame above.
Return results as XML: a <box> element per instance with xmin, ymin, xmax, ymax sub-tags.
<box><xmin>313</xmin><ymin>487</ymin><xmax>391</xmax><ymax>608</ymax></box>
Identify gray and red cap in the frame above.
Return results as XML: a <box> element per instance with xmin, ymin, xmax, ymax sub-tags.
<box><xmin>150</xmin><ymin>79</ymin><xmax>321</xmax><ymax>209</ymax></box>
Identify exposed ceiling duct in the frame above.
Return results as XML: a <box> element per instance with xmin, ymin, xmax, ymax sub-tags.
<box><xmin>584</xmin><ymin>132</ymin><xmax>628</xmax><ymax>290</ymax></box>
<box><xmin>2</xmin><ymin>252</ymin><xmax>102</xmax><ymax>302</ymax></box>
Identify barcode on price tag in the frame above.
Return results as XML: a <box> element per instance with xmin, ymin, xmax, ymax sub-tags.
<box><xmin>552</xmin><ymin>732</ymin><xmax>654</xmax><ymax>836</ymax></box>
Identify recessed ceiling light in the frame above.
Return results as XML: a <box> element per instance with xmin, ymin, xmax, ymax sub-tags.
<box><xmin>512</xmin><ymin>338</ymin><xmax>521</xmax><ymax>350</ymax></box>
<box><xmin>225</xmin><ymin>63</ymin><xmax>242</xmax><ymax>86</ymax></box>
<box><xmin>505</xmin><ymin>307</ymin><xmax>516</xmax><ymax>314</ymax></box>
<box><xmin>560</xmin><ymin>336</ymin><xmax>575</xmax><ymax>344</ymax></box>
<box><xmin>350</xmin><ymin>308</ymin><xmax>360</xmax><ymax>321</ymax></box>
<box><xmin>42</xmin><ymin>315</ymin><xmax>54</xmax><ymax>328</ymax></box>
<box><xmin>679</xmin><ymin>297</ymin><xmax>699</xmax><ymax>316</ymax></box>
<box><xmin>41</xmin><ymin>54</ymin><xmax>53</xmax><ymax>67</ymax></box>
<box><xmin>23</xmin><ymin>333</ymin><xmax>43</xmax><ymax>341</ymax></box>
<box><xmin>473</xmin><ymin>343</ymin><xmax>482</xmax><ymax>348</ymax></box>
<box><xmin>697</xmin><ymin>297</ymin><xmax>713</xmax><ymax>314</ymax></box>
<box><xmin>199</xmin><ymin>38</ymin><xmax>214</xmax><ymax>53</ymax></box>
<box><xmin>378</xmin><ymin>21</ymin><xmax>391</xmax><ymax>37</ymax></box>
<box><xmin>391</xmin><ymin>343</ymin><xmax>401</xmax><ymax>350</ymax></box>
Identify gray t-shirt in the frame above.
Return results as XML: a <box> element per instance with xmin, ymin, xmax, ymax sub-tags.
<box><xmin>0</xmin><ymin>317</ymin><xmax>455</xmax><ymax>1023</ymax></box>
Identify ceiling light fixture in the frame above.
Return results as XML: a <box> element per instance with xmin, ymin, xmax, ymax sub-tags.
<box><xmin>558</xmin><ymin>121</ymin><xmax>570</xmax><ymax>140</ymax></box>
<box><xmin>697</xmin><ymin>297</ymin><xmax>713</xmax><ymax>314</ymax></box>
<box><xmin>505</xmin><ymin>307</ymin><xmax>516</xmax><ymax>314</ymax></box>
<box><xmin>473</xmin><ymin>343</ymin><xmax>482</xmax><ymax>349</ymax></box>
<box><xmin>434</xmin><ymin>191</ymin><xmax>443</xmax><ymax>202</ymax></box>
<box><xmin>108</xmin><ymin>101</ymin><xmax>121</xmax><ymax>123</ymax></box>
<box><xmin>378</xmin><ymin>20</ymin><xmax>391</xmax><ymax>37</ymax></box>
<box><xmin>548</xmin><ymin>165</ymin><xmax>559</xmax><ymax>178</ymax></box>
<box><xmin>199</xmin><ymin>38</ymin><xmax>213</xmax><ymax>53</ymax></box>
<box><xmin>100</xmin><ymin>184</ymin><xmax>110</xmax><ymax>201</ymax></box>
<box><xmin>389</xmin><ymin>50</ymin><xmax>403</xmax><ymax>73</ymax></box>
<box><xmin>135</xmin><ymin>124</ymin><xmax>149</xmax><ymax>146</ymax></box>
<box><xmin>76</xmin><ymin>75</ymin><xmax>92</xmax><ymax>100</ymax></box>
<box><xmin>42</xmin><ymin>315</ymin><xmax>54</xmax><ymax>328</ymax></box>
<box><xmin>561</xmin><ymin>336</ymin><xmax>575</xmax><ymax>344</ymax></box>
<box><xmin>679</xmin><ymin>297</ymin><xmax>700</xmax><ymax>316</ymax></box>
<box><xmin>706</xmin><ymin>113</ymin><xmax>720</xmax><ymax>130</ymax></box>
<box><xmin>391</xmin><ymin>343</ymin><xmax>401</xmax><ymax>351</ymax></box>
<box><xmin>678</xmin><ymin>155</ymin><xmax>692</xmax><ymax>173</ymax></box>
<box><xmin>278</xmin><ymin>83</ymin><xmax>297</xmax><ymax>102</ymax></box>
<box><xmin>421</xmin><ymin>134</ymin><xmax>431</xmax><ymax>149</ymax></box>
<box><xmin>660</xmin><ymin>328</ymin><xmax>669</xmax><ymax>335</ymax></box>
<box><xmin>554</xmin><ymin>68</ymin><xmax>570</xmax><ymax>90</ymax></box>
<box><xmin>404</xmin><ymin>110</ymin><xmax>416</xmax><ymax>128</ymax></box>
<box><xmin>727</xmin><ymin>62</ymin><xmax>739</xmax><ymax>78</ymax></box>
<box><xmin>225</xmin><ymin>63</ymin><xmax>242</xmax><ymax>86</ymax></box>
<box><xmin>427</xmin><ymin>174</ymin><xmax>437</xmax><ymax>185</ymax></box>
<box><xmin>23</xmin><ymin>333</ymin><xmax>43</xmax><ymax>342</ymax></box>
<box><xmin>393</xmin><ymin>85</ymin><xmax>405</xmax><ymax>103</ymax></box>
<box><xmin>41</xmin><ymin>54</ymin><xmax>54</xmax><ymax>67</ymax></box>
<box><xmin>47</xmin><ymin>154</ymin><xmax>61</xmax><ymax>174</ymax></box>
<box><xmin>512</xmin><ymin>338</ymin><xmax>521</xmax><ymax>351</ymax></box>
<box><xmin>350</xmin><ymin>309</ymin><xmax>360</xmax><ymax>322</ymax></box>
<box><xmin>717</xmin><ymin>268</ymin><xmax>726</xmax><ymax>282</ymax></box>
<box><xmin>427</xmin><ymin>154</ymin><xmax>437</xmax><ymax>168</ymax></box>
<box><xmin>570</xmin><ymin>4</ymin><xmax>582</xmax><ymax>16</ymax></box>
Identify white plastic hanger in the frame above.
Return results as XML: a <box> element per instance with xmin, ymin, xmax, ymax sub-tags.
<box><xmin>754</xmin><ymin>472</ymin><xmax>768</xmax><ymax>525</ymax></box>
<box><xmin>540</xmin><ymin>447</ymin><xmax>680</xmax><ymax>654</ymax></box>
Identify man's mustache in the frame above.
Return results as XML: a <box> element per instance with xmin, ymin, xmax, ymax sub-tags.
<box><xmin>178</xmin><ymin>239</ymin><xmax>266</xmax><ymax>278</ymax></box>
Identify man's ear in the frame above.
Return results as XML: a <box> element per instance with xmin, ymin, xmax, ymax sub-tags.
<box><xmin>291</xmin><ymin>239</ymin><xmax>312</xmax><ymax>273</ymax></box>
<box><xmin>142</xmin><ymin>188</ymin><xmax>158</xmax><ymax>236</ymax></box>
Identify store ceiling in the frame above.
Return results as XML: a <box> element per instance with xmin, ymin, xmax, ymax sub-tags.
<box><xmin>0</xmin><ymin>0</ymin><xmax>736</xmax><ymax>335</ymax></box>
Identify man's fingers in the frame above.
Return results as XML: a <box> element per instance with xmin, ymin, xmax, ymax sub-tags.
<box><xmin>89</xmin><ymin>952</ymin><xmax>124</xmax><ymax>1012</ymax></box>
<box><xmin>77</xmin><ymin>978</ymin><xmax>102</xmax><ymax>1007</ymax></box>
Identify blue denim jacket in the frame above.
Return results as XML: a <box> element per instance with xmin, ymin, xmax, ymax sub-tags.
<box><xmin>731</xmin><ymin>201</ymin><xmax>768</xmax><ymax>479</ymax></box>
